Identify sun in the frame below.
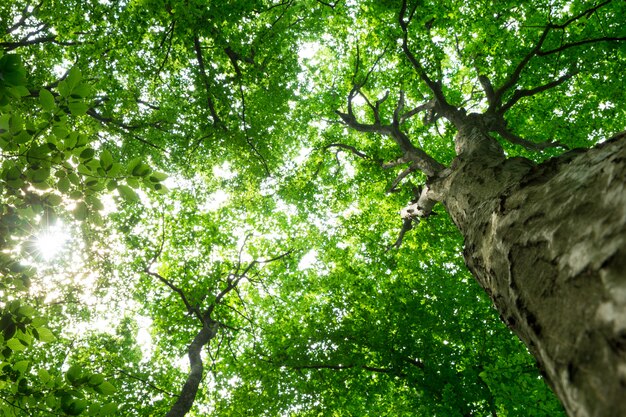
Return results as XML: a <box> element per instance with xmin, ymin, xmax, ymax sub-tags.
<box><xmin>35</xmin><ymin>222</ymin><xmax>69</xmax><ymax>260</ymax></box>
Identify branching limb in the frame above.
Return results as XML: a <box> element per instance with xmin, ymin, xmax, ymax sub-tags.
<box><xmin>6</xmin><ymin>1</ymin><xmax>44</xmax><ymax>34</ymax></box>
<box><xmin>492</xmin><ymin>0</ymin><xmax>618</xmax><ymax>112</ymax></box>
<box><xmin>398</xmin><ymin>0</ymin><xmax>460</xmax><ymax>124</ymax></box>
<box><xmin>492</xmin><ymin>27</ymin><xmax>551</xmax><ymax>109</ymax></box>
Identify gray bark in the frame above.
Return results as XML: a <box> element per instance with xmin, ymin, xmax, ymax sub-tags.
<box><xmin>436</xmin><ymin>120</ymin><xmax>626</xmax><ymax>417</ymax></box>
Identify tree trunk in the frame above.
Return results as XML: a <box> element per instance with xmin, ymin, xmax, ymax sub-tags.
<box><xmin>438</xmin><ymin>122</ymin><xmax>626</xmax><ymax>417</ymax></box>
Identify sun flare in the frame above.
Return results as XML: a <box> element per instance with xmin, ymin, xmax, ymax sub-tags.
<box><xmin>35</xmin><ymin>222</ymin><xmax>69</xmax><ymax>261</ymax></box>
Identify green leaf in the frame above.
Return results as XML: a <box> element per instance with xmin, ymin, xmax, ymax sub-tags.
<box><xmin>117</xmin><ymin>184</ymin><xmax>139</xmax><ymax>202</ymax></box>
<box><xmin>37</xmin><ymin>368</ymin><xmax>51</xmax><ymax>383</ymax></box>
<box><xmin>79</xmin><ymin>147</ymin><xmax>95</xmax><ymax>160</ymax></box>
<box><xmin>39</xmin><ymin>89</ymin><xmax>56</xmax><ymax>111</ymax></box>
<box><xmin>95</xmin><ymin>381</ymin><xmax>117</xmax><ymax>395</ymax></box>
<box><xmin>7</xmin><ymin>338</ymin><xmax>26</xmax><ymax>352</ymax></box>
<box><xmin>99</xmin><ymin>403</ymin><xmax>118</xmax><ymax>415</ymax></box>
<box><xmin>35</xmin><ymin>327</ymin><xmax>55</xmax><ymax>342</ymax></box>
<box><xmin>13</xmin><ymin>360</ymin><xmax>29</xmax><ymax>374</ymax></box>
<box><xmin>10</xmin><ymin>85</ymin><xmax>30</xmax><ymax>97</ymax></box>
<box><xmin>73</xmin><ymin>201</ymin><xmax>89</xmax><ymax>221</ymax></box>
<box><xmin>45</xmin><ymin>194</ymin><xmax>63</xmax><ymax>206</ymax></box>
<box><xmin>99</xmin><ymin>149</ymin><xmax>113</xmax><ymax>171</ymax></box>
<box><xmin>88</xmin><ymin>374</ymin><xmax>105</xmax><ymax>386</ymax></box>
<box><xmin>148</xmin><ymin>172</ymin><xmax>168</xmax><ymax>182</ymax></box>
<box><xmin>68</xmin><ymin>101</ymin><xmax>89</xmax><ymax>116</ymax></box>
<box><xmin>57</xmin><ymin>176</ymin><xmax>71</xmax><ymax>192</ymax></box>
<box><xmin>66</xmin><ymin>67</ymin><xmax>82</xmax><ymax>89</ymax></box>
<box><xmin>58</xmin><ymin>80</ymin><xmax>70</xmax><ymax>98</ymax></box>
<box><xmin>66</xmin><ymin>364</ymin><xmax>82</xmax><ymax>383</ymax></box>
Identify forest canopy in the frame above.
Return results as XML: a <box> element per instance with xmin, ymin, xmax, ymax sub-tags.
<box><xmin>0</xmin><ymin>0</ymin><xmax>624</xmax><ymax>416</ymax></box>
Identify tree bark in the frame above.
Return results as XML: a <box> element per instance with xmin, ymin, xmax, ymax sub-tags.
<box><xmin>437</xmin><ymin>122</ymin><xmax>626</xmax><ymax>417</ymax></box>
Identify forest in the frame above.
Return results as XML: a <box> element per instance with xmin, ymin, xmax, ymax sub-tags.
<box><xmin>0</xmin><ymin>0</ymin><xmax>625</xmax><ymax>416</ymax></box>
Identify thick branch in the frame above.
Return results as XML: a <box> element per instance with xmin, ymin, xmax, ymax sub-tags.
<box><xmin>500</xmin><ymin>70</ymin><xmax>577</xmax><ymax>114</ymax></box>
<box><xmin>494</xmin><ymin>126</ymin><xmax>567</xmax><ymax>151</ymax></box>
<box><xmin>478</xmin><ymin>74</ymin><xmax>496</xmax><ymax>105</ymax></box>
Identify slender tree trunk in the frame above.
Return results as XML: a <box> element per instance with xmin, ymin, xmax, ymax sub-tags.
<box><xmin>165</xmin><ymin>322</ymin><xmax>217</xmax><ymax>417</ymax></box>
<box><xmin>437</xmin><ymin>121</ymin><xmax>626</xmax><ymax>417</ymax></box>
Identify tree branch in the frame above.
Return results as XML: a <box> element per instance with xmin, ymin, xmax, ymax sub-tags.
<box><xmin>500</xmin><ymin>70</ymin><xmax>577</xmax><ymax>114</ymax></box>
<box><xmin>86</xmin><ymin>109</ymin><xmax>166</xmax><ymax>152</ymax></box>
<box><xmin>492</xmin><ymin>0</ymin><xmax>617</xmax><ymax>111</ymax></box>
<box><xmin>537</xmin><ymin>36</ymin><xmax>626</xmax><ymax>56</ymax></box>
<box><xmin>193</xmin><ymin>36</ymin><xmax>221</xmax><ymax>126</ymax></box>
<box><xmin>322</xmin><ymin>143</ymin><xmax>370</xmax><ymax>160</ymax></box>
<box><xmin>494</xmin><ymin>126</ymin><xmax>567</xmax><ymax>151</ymax></box>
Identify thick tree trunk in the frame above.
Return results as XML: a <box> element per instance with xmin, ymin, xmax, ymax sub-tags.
<box><xmin>438</xmin><ymin>123</ymin><xmax>626</xmax><ymax>417</ymax></box>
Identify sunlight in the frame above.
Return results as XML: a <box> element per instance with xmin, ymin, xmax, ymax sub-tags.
<box><xmin>35</xmin><ymin>222</ymin><xmax>69</xmax><ymax>260</ymax></box>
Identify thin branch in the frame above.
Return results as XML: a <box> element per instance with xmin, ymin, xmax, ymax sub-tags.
<box><xmin>0</xmin><ymin>36</ymin><xmax>79</xmax><ymax>51</ymax></box>
<box><xmin>387</xmin><ymin>218</ymin><xmax>414</xmax><ymax>251</ymax></box>
<box><xmin>86</xmin><ymin>109</ymin><xmax>166</xmax><ymax>152</ymax></box>
<box><xmin>155</xmin><ymin>20</ymin><xmax>176</xmax><ymax>78</ymax></box>
<box><xmin>114</xmin><ymin>367</ymin><xmax>176</xmax><ymax>397</ymax></box>
<box><xmin>322</xmin><ymin>143</ymin><xmax>370</xmax><ymax>160</ymax></box>
<box><xmin>288</xmin><ymin>363</ymin><xmax>401</xmax><ymax>375</ymax></box>
<box><xmin>537</xmin><ymin>36</ymin><xmax>626</xmax><ymax>56</ymax></box>
<box><xmin>193</xmin><ymin>35</ymin><xmax>221</xmax><ymax>126</ymax></box>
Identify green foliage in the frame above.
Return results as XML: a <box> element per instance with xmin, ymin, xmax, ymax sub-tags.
<box><xmin>2</xmin><ymin>0</ymin><xmax>624</xmax><ymax>415</ymax></box>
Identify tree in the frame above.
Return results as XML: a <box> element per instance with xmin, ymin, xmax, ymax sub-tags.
<box><xmin>325</xmin><ymin>1</ymin><xmax>626</xmax><ymax>416</ymax></box>
<box><xmin>1</xmin><ymin>0</ymin><xmax>624</xmax><ymax>416</ymax></box>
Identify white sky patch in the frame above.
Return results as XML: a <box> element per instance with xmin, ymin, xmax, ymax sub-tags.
<box><xmin>298</xmin><ymin>250</ymin><xmax>318</xmax><ymax>270</ymax></box>
<box><xmin>599</xmin><ymin>101</ymin><xmax>614</xmax><ymax>110</ymax></box>
<box><xmin>294</xmin><ymin>147</ymin><xmax>312</xmax><ymax>165</ymax></box>
<box><xmin>199</xmin><ymin>190</ymin><xmax>230</xmax><ymax>212</ymax></box>
<box><xmin>298</xmin><ymin>41</ymin><xmax>321</xmax><ymax>61</ymax></box>
<box><xmin>213</xmin><ymin>162</ymin><xmax>237</xmax><ymax>180</ymax></box>
<box><xmin>136</xmin><ymin>315</ymin><xmax>154</xmax><ymax>362</ymax></box>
